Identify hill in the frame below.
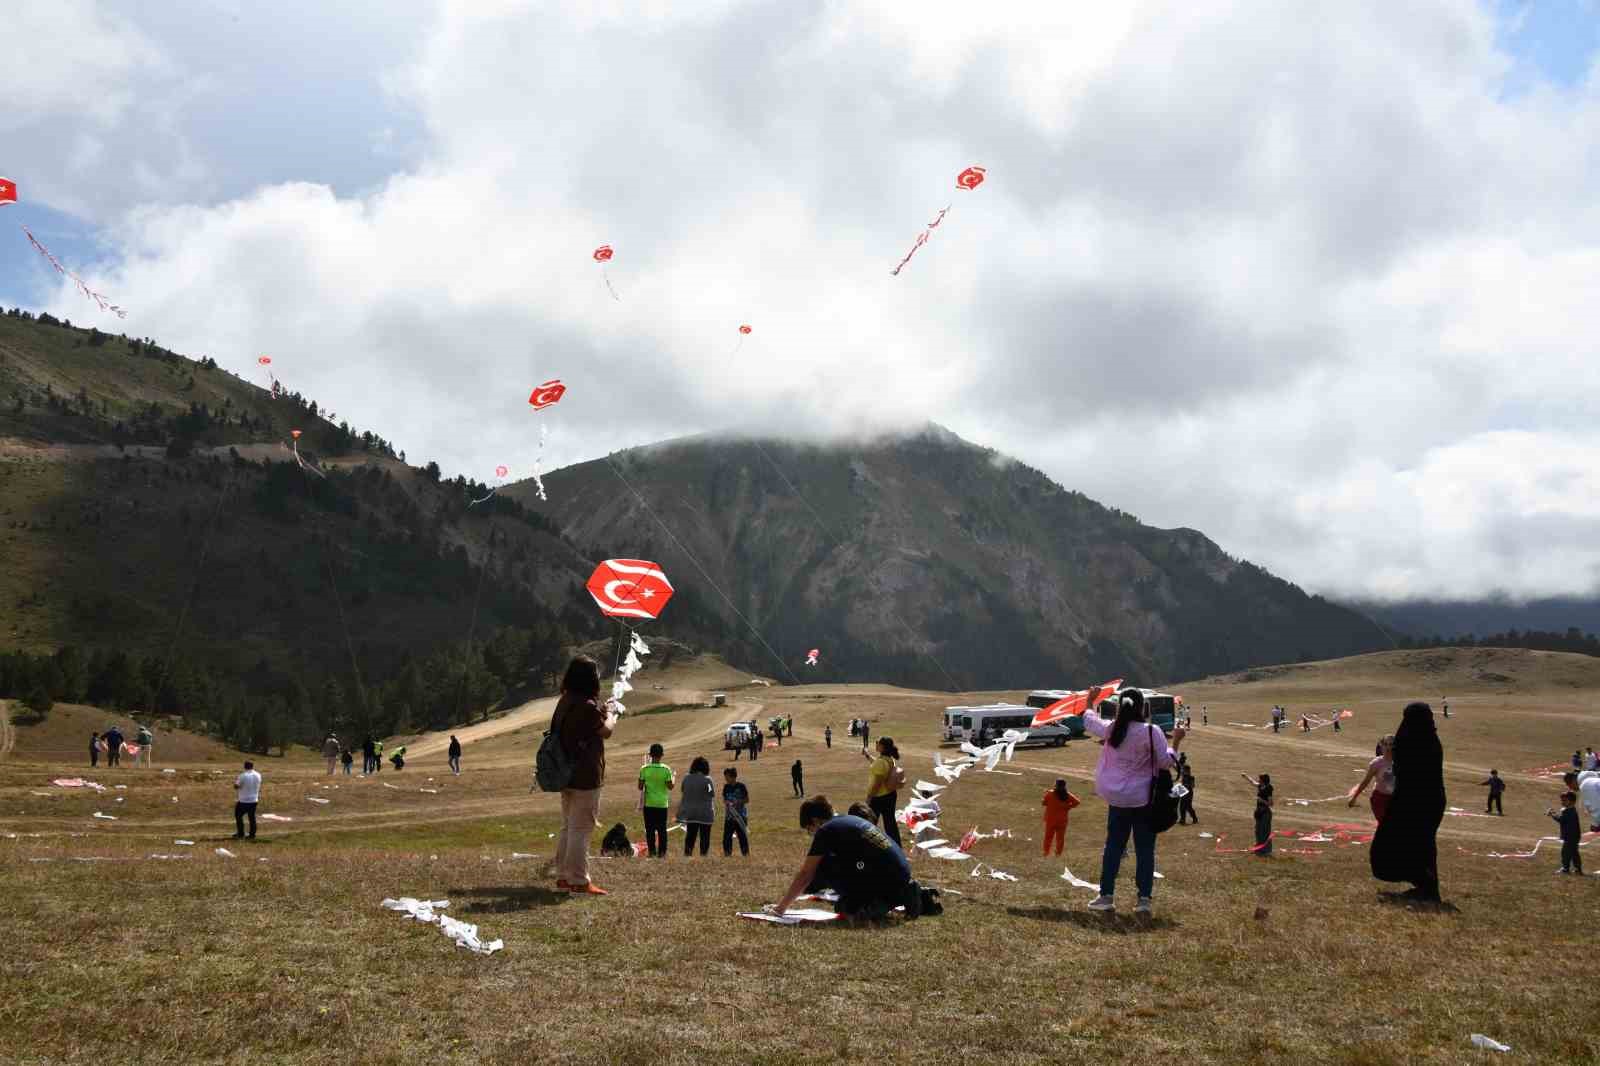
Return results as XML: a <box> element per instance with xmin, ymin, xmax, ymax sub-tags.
<box><xmin>513</xmin><ymin>428</ymin><xmax>1388</xmax><ymax>688</ymax></box>
<box><xmin>0</xmin><ymin>308</ymin><xmax>741</xmax><ymax>752</ymax></box>
<box><xmin>2</xmin><ymin>306</ymin><xmax>1390</xmax><ymax>750</ymax></box>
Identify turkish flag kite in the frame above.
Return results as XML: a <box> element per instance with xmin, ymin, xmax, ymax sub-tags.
<box><xmin>528</xmin><ymin>379</ymin><xmax>566</xmax><ymax>410</ymax></box>
<box><xmin>0</xmin><ymin>177</ymin><xmax>16</xmax><ymax>206</ymax></box>
<box><xmin>805</xmin><ymin>648</ymin><xmax>819</xmax><ymax>666</ymax></box>
<box><xmin>1030</xmin><ymin>679</ymin><xmax>1124</xmax><ymax>729</ymax></box>
<box><xmin>586</xmin><ymin>558</ymin><xmax>674</xmax><ymax>621</ymax></box>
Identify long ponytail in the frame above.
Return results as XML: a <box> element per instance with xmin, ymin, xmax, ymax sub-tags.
<box><xmin>1108</xmin><ymin>690</ymin><xmax>1146</xmax><ymax>748</ymax></box>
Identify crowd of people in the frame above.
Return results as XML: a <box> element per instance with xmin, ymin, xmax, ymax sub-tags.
<box><xmin>178</xmin><ymin>652</ymin><xmax>1597</xmax><ymax>915</ymax></box>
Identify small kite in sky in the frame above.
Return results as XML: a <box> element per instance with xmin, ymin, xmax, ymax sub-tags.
<box><xmin>528</xmin><ymin>379</ymin><xmax>566</xmax><ymax>410</ymax></box>
<box><xmin>287</xmin><ymin>429</ymin><xmax>325</xmax><ymax>479</ymax></box>
<box><xmin>586</xmin><ymin>559</ymin><xmax>674</xmax><ymax>621</ymax></box>
<box><xmin>728</xmin><ymin>323</ymin><xmax>752</xmax><ymax>358</ymax></box>
<box><xmin>0</xmin><ymin>177</ymin><xmax>15</xmax><ymax>206</ymax></box>
<box><xmin>805</xmin><ymin>648</ymin><xmax>819</xmax><ymax>667</ymax></box>
<box><xmin>593</xmin><ymin>244</ymin><xmax>620</xmax><ymax>301</ymax></box>
<box><xmin>469</xmin><ymin>464</ymin><xmax>509</xmax><ymax>507</ymax></box>
<box><xmin>20</xmin><ymin>224</ymin><xmax>127</xmax><ymax>317</ymax></box>
<box><xmin>891</xmin><ymin>165</ymin><xmax>986</xmax><ymax>277</ymax></box>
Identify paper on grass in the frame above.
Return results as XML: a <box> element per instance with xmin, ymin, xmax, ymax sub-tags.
<box><xmin>1061</xmin><ymin>867</ymin><xmax>1099</xmax><ymax>891</ymax></box>
<box><xmin>1470</xmin><ymin>1034</ymin><xmax>1511</xmax><ymax>1052</ymax></box>
<box><xmin>306</xmin><ymin>797</ymin><xmax>331</xmax><ymax>805</ymax></box>
<box><xmin>381</xmin><ymin>897</ymin><xmax>502</xmax><ymax>955</ymax></box>
<box><xmin>215</xmin><ymin>848</ymin><xmax>236</xmax><ymax>858</ymax></box>
<box><xmin>92</xmin><ymin>812</ymin><xmax>117</xmax><ymax>820</ymax></box>
<box><xmin>174</xmin><ymin>839</ymin><xmax>195</xmax><ymax>846</ymax></box>
<box><xmin>738</xmin><ymin>909</ymin><xmax>841</xmax><ymax>925</ymax></box>
<box><xmin>259</xmin><ymin>813</ymin><xmax>293</xmax><ymax>822</ymax></box>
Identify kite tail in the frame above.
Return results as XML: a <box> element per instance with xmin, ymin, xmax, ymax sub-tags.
<box><xmin>21</xmin><ymin>225</ymin><xmax>127</xmax><ymax>318</ymax></box>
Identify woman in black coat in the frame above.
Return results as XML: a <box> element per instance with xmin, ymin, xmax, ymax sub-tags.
<box><xmin>1369</xmin><ymin>701</ymin><xmax>1446</xmax><ymax>901</ymax></box>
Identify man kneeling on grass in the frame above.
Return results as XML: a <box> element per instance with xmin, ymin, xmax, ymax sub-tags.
<box><xmin>771</xmin><ymin>796</ymin><xmax>937</xmax><ymax>921</ymax></box>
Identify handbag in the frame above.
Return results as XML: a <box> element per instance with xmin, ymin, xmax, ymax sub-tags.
<box><xmin>1143</xmin><ymin>725</ymin><xmax>1179</xmax><ymax>834</ymax></box>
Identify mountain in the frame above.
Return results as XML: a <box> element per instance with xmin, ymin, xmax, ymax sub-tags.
<box><xmin>508</xmin><ymin>427</ymin><xmax>1389</xmax><ymax>689</ymax></box>
<box><xmin>1352</xmin><ymin>597</ymin><xmax>1600</xmax><ymax>641</ymax></box>
<box><xmin>1</xmin><ymin>307</ymin><xmax>1391</xmax><ymax>743</ymax></box>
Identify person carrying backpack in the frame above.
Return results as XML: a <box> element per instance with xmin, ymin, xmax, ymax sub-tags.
<box><xmin>863</xmin><ymin>737</ymin><xmax>906</xmax><ymax>850</ymax></box>
<box><xmin>1082</xmin><ymin>689</ymin><xmax>1186</xmax><ymax>916</ymax></box>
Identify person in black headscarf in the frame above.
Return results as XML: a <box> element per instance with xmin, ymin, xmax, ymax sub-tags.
<box><xmin>1369</xmin><ymin>701</ymin><xmax>1446</xmax><ymax>902</ymax></box>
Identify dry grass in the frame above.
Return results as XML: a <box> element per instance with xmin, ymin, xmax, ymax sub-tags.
<box><xmin>3</xmin><ymin>647</ymin><xmax>1599</xmax><ymax>1065</ymax></box>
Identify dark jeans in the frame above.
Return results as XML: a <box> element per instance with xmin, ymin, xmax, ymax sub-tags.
<box><xmin>1562</xmin><ymin>841</ymin><xmax>1583</xmax><ymax>874</ymax></box>
<box><xmin>1099</xmin><ymin>805</ymin><xmax>1156</xmax><ymax>899</ymax></box>
<box><xmin>792</xmin><ymin>773</ymin><xmax>804</xmax><ymax>797</ymax></box>
<box><xmin>684</xmin><ymin>822</ymin><xmax>711</xmax><ymax>856</ymax></box>
<box><xmin>869</xmin><ymin>793</ymin><xmax>902</xmax><ymax>849</ymax></box>
<box><xmin>1487</xmin><ymin>793</ymin><xmax>1502</xmax><ymax>815</ymax></box>
<box><xmin>1254</xmin><ymin>807</ymin><xmax>1273</xmax><ymax>855</ymax></box>
<box><xmin>234</xmin><ymin>802</ymin><xmax>257</xmax><ymax>839</ymax></box>
<box><xmin>1178</xmin><ymin>795</ymin><xmax>1197</xmax><ymax>824</ymax></box>
<box><xmin>449</xmin><ymin>756</ymin><xmax>460</xmax><ymax>774</ymax></box>
<box><xmin>90</xmin><ymin>750</ymin><xmax>99</xmax><ymax>767</ymax></box>
<box><xmin>108</xmin><ymin>749</ymin><xmax>120</xmax><ymax>767</ymax></box>
<box><xmin>723</xmin><ymin>817</ymin><xmax>749</xmax><ymax>856</ymax></box>
<box><xmin>825</xmin><ymin>735</ymin><xmax>831</xmax><ymax>748</ymax></box>
<box><xmin>642</xmin><ymin>806</ymin><xmax>668</xmax><ymax>858</ymax></box>
<box><xmin>733</xmin><ymin>747</ymin><xmax>742</xmax><ymax>761</ymax></box>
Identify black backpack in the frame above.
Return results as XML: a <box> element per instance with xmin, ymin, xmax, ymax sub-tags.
<box><xmin>534</xmin><ymin>703</ymin><xmax>575</xmax><ymax>793</ymax></box>
<box><xmin>1143</xmin><ymin>725</ymin><xmax>1179</xmax><ymax>834</ymax></box>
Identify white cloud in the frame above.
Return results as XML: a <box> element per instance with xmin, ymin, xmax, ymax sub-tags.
<box><xmin>24</xmin><ymin>0</ymin><xmax>1600</xmax><ymax>602</ymax></box>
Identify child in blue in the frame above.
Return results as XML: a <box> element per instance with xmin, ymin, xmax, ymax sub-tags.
<box><xmin>1549</xmin><ymin>791</ymin><xmax>1584</xmax><ymax>875</ymax></box>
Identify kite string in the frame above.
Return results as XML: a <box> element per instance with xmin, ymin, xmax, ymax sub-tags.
<box><xmin>150</xmin><ymin>458</ymin><xmax>239</xmax><ymax>711</ymax></box>
<box><xmin>601</xmin><ymin>453</ymin><xmax>802</xmax><ymax>686</ymax></box>
<box><xmin>747</xmin><ymin>439</ymin><xmax>963</xmax><ymax>693</ymax></box>
<box><xmin>292</xmin><ymin>460</ymin><xmax>373</xmax><ymax>732</ymax></box>
<box><xmin>451</xmin><ymin>531</ymin><xmax>494</xmax><ymax>725</ymax></box>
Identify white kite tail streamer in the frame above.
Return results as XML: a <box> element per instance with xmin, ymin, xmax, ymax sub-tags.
<box><xmin>531</xmin><ymin>425</ymin><xmax>548</xmax><ymax>501</ymax></box>
<box><xmin>610</xmin><ymin>630</ymin><xmax>651</xmax><ymax>711</ymax></box>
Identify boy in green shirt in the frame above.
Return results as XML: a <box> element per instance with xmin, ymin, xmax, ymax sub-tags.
<box><xmin>638</xmin><ymin>743</ymin><xmax>675</xmax><ymax>858</ymax></box>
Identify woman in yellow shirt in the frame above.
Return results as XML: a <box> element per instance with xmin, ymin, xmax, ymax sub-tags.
<box><xmin>863</xmin><ymin>736</ymin><xmax>904</xmax><ymax>850</ymax></box>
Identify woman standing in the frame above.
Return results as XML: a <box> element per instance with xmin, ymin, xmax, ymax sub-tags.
<box><xmin>1081</xmin><ymin>689</ymin><xmax>1185</xmax><ymax>915</ymax></box>
<box><xmin>1370</xmin><ymin>702</ymin><xmax>1446</xmax><ymax>902</ymax></box>
<box><xmin>1349</xmin><ymin>736</ymin><xmax>1396</xmax><ymax>822</ymax></box>
<box><xmin>678</xmin><ymin>756</ymin><xmax>716</xmax><ymax>856</ymax></box>
<box><xmin>863</xmin><ymin>737</ymin><xmax>904</xmax><ymax>850</ymax></box>
<box><xmin>554</xmin><ymin>656</ymin><xmax>616</xmax><ymax>896</ymax></box>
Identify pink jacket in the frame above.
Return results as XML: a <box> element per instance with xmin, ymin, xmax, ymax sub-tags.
<box><xmin>1082</xmin><ymin>714</ymin><xmax>1177</xmax><ymax>808</ymax></box>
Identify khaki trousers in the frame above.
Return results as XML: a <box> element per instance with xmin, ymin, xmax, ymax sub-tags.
<box><xmin>558</xmin><ymin>787</ymin><xmax>602</xmax><ymax>886</ymax></box>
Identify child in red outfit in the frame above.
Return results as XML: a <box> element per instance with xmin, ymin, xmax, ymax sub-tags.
<box><xmin>1042</xmin><ymin>779</ymin><xmax>1081</xmax><ymax>856</ymax></box>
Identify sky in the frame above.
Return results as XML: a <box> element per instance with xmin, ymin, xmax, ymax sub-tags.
<box><xmin>4</xmin><ymin>0</ymin><xmax>1600</xmax><ymax>606</ymax></box>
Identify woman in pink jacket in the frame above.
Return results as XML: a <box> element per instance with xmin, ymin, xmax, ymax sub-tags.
<box><xmin>1081</xmin><ymin>689</ymin><xmax>1185</xmax><ymax>916</ymax></box>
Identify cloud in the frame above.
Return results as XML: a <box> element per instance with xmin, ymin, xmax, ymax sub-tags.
<box><xmin>22</xmin><ymin>0</ymin><xmax>1600</xmax><ymax>603</ymax></box>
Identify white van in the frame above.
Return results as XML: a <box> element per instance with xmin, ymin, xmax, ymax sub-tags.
<box><xmin>942</xmin><ymin>704</ymin><xmax>1072</xmax><ymax>747</ymax></box>
<box><xmin>724</xmin><ymin>722</ymin><xmax>757</xmax><ymax>749</ymax></box>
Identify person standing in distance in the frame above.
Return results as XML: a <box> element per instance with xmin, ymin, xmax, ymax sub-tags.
<box><xmin>233</xmin><ymin>761</ymin><xmax>262</xmax><ymax>840</ymax></box>
<box><xmin>448</xmin><ymin>734</ymin><xmax>463</xmax><ymax>776</ymax></box>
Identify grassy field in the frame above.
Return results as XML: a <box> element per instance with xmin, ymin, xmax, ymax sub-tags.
<box><xmin>2</xmin><ymin>647</ymin><xmax>1598</xmax><ymax>1065</ymax></box>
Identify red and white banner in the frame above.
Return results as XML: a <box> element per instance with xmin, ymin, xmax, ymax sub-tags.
<box><xmin>0</xmin><ymin>177</ymin><xmax>16</xmax><ymax>206</ymax></box>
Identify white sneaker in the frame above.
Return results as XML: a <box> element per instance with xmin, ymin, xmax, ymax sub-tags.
<box><xmin>1134</xmin><ymin>896</ymin><xmax>1153</xmax><ymax>915</ymax></box>
<box><xmin>1087</xmin><ymin>894</ymin><xmax>1115</xmax><ymax>911</ymax></box>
